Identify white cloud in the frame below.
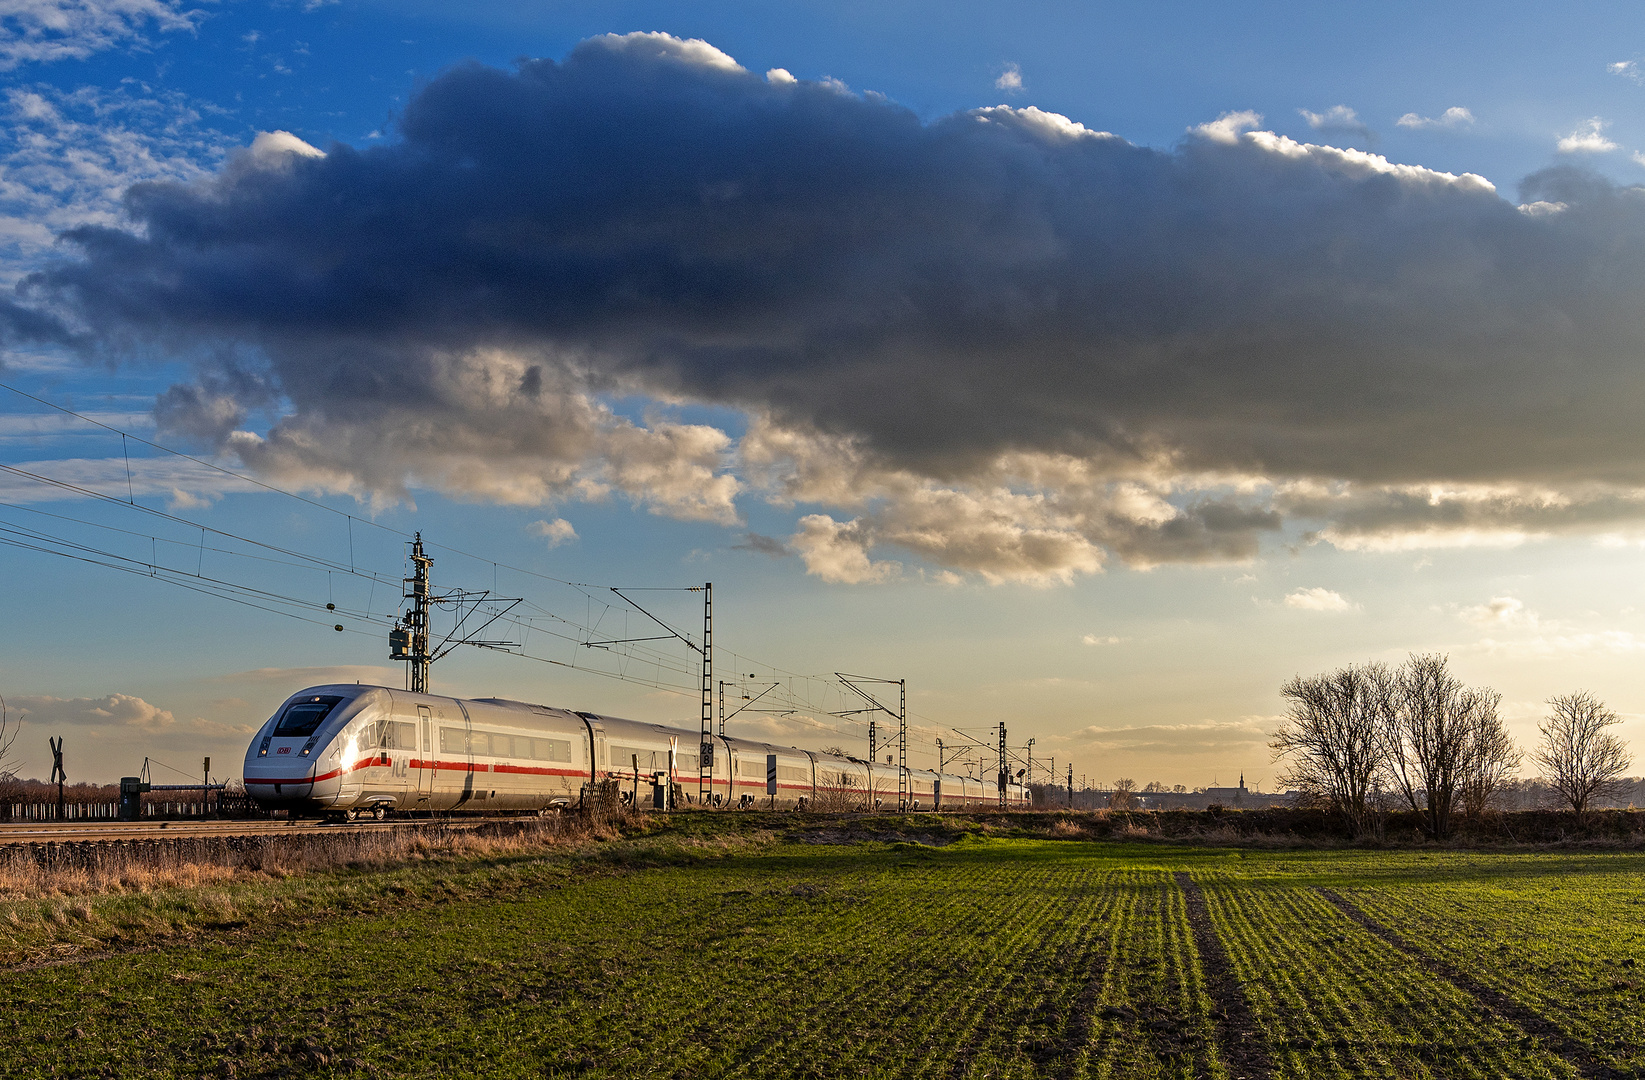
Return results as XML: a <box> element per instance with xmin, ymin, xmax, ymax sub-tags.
<box><xmin>0</xmin><ymin>454</ymin><xmax>261</xmax><ymax>504</ymax></box>
<box><xmin>1238</xmin><ymin>130</ymin><xmax>1493</xmax><ymax>191</ymax></box>
<box><xmin>190</xmin><ymin>353</ymin><xmax>745</xmax><ymax>523</ymax></box>
<box><xmin>765</xmin><ymin>67</ymin><xmax>795</xmax><ymax>85</ymax></box>
<box><xmin>0</xmin><ymin>83</ymin><xmax>228</xmax><ymax>284</ymax></box>
<box><xmin>1557</xmin><ymin>117</ymin><xmax>1618</xmax><ymax>154</ymax></box>
<box><xmin>12</xmin><ymin>692</ymin><xmax>176</xmax><ymax>732</ymax></box>
<box><xmin>0</xmin><ymin>0</ymin><xmax>198</xmax><ymax>69</ymax></box>
<box><xmin>995</xmin><ymin>63</ymin><xmax>1022</xmax><ymax>92</ymax></box>
<box><xmin>1298</xmin><ymin>105</ymin><xmax>1372</xmax><ymax>142</ymax></box>
<box><xmin>1283</xmin><ymin>587</ymin><xmax>1355</xmax><ymax>612</ymax></box>
<box><xmin>1477</xmin><ymin>631</ymin><xmax>1645</xmax><ymax>658</ymax></box>
<box><xmin>1191</xmin><ymin>110</ymin><xmax>1263</xmax><ymax>144</ymax></box>
<box><xmin>1459</xmin><ymin>595</ymin><xmax>1537</xmax><ymax>628</ymax></box>
<box><xmin>1081</xmin><ymin>634</ymin><xmax>1122</xmax><ymax>646</ymax></box>
<box><xmin>1611</xmin><ymin>60</ymin><xmax>1643</xmax><ymax>84</ymax></box>
<box><xmin>788</xmin><ymin>514</ymin><xmax>900</xmax><ymax>584</ymax></box>
<box><xmin>584</xmin><ymin>31</ymin><xmax>743</xmax><ymax>73</ymax></box>
<box><xmin>1285</xmin><ymin>480</ymin><xmax>1625</xmax><ymax>553</ymax></box>
<box><xmin>1063</xmin><ymin>716</ymin><xmax>1272</xmax><ymax>755</ymax></box>
<box><xmin>244</xmin><ymin>130</ymin><xmax>324</xmax><ymax>168</ymax></box>
<box><xmin>528</xmin><ymin>517</ymin><xmax>577</xmax><ymax>547</ymax></box>
<box><xmin>747</xmin><ymin>420</ymin><xmax>1226</xmax><ymax>586</ymax></box>
<box><xmin>1317</xmin><ymin>527</ymin><xmax>1538</xmax><ymax>552</ymax></box>
<box><xmin>1301</xmin><ymin>105</ymin><xmax>1355</xmax><ymax>128</ymax></box>
<box><xmin>972</xmin><ymin>105</ymin><xmax>1112</xmax><ymax>142</ymax></box>
<box><xmin>1396</xmin><ymin>106</ymin><xmax>1475</xmax><ymax>130</ymax></box>
<box><xmin>1519</xmin><ymin>200</ymin><xmax>1568</xmax><ymax>217</ymax></box>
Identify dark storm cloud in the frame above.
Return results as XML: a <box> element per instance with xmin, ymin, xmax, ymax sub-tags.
<box><xmin>12</xmin><ymin>31</ymin><xmax>1645</xmax><ymax>576</ymax></box>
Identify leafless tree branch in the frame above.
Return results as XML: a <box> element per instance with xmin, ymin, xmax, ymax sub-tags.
<box><xmin>1535</xmin><ymin>691</ymin><xmax>1630</xmax><ymax>818</ymax></box>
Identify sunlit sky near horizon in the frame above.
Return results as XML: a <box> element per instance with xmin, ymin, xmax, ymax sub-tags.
<box><xmin>6</xmin><ymin>0</ymin><xmax>1645</xmax><ymax>788</ymax></box>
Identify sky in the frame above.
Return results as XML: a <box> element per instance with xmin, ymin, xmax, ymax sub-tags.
<box><xmin>5</xmin><ymin>0</ymin><xmax>1645</xmax><ymax>789</ymax></box>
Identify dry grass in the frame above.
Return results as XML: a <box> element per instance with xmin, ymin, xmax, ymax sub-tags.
<box><xmin>0</xmin><ymin>812</ymin><xmax>637</xmax><ymax>902</ymax></box>
<box><xmin>0</xmin><ymin>808</ymin><xmax>793</xmax><ymax>968</ymax></box>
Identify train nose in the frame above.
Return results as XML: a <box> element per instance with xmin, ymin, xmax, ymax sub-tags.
<box><xmin>244</xmin><ymin>739</ymin><xmax>325</xmax><ymax>803</ymax></box>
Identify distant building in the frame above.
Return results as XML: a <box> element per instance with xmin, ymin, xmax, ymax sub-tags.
<box><xmin>1204</xmin><ymin>774</ymin><xmax>1249</xmax><ymax>804</ymax></box>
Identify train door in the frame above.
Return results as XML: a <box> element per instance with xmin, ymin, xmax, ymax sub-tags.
<box><xmin>933</xmin><ymin>777</ymin><xmax>942</xmax><ymax>811</ymax></box>
<box><xmin>715</xmin><ymin>735</ymin><xmax>733</xmax><ymax>807</ymax></box>
<box><xmin>416</xmin><ymin>705</ymin><xmax>433</xmax><ymax>804</ymax></box>
<box><xmin>576</xmin><ymin>713</ymin><xmax>607</xmax><ymax>805</ymax></box>
<box><xmin>452</xmin><ymin>700</ymin><xmax>477</xmax><ymax>807</ymax></box>
<box><xmin>799</xmin><ymin>750</ymin><xmax>819</xmax><ymax>811</ymax></box>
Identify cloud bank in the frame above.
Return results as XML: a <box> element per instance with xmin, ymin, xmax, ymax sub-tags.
<box><xmin>0</xmin><ymin>0</ymin><xmax>198</xmax><ymax>70</ymax></box>
<box><xmin>12</xmin><ymin>692</ymin><xmax>175</xmax><ymax>731</ymax></box>
<box><xmin>16</xmin><ymin>32</ymin><xmax>1645</xmax><ymax>582</ymax></box>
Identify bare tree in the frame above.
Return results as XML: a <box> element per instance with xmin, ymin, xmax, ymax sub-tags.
<box><xmin>0</xmin><ymin>697</ymin><xmax>19</xmax><ymax>807</ymax></box>
<box><xmin>1393</xmin><ymin>654</ymin><xmax>1472</xmax><ymax>840</ymax></box>
<box><xmin>1457</xmin><ymin>688</ymin><xmax>1520</xmax><ymax>818</ymax></box>
<box><xmin>809</xmin><ymin>767</ymin><xmax>860</xmax><ymax>813</ymax></box>
<box><xmin>1536</xmin><ymin>692</ymin><xmax>1631</xmax><ymax>817</ymax></box>
<box><xmin>1372</xmin><ymin>654</ymin><xmax>1518</xmax><ymax>839</ymax></box>
<box><xmin>1108</xmin><ymin>778</ymin><xmax>1137</xmax><ymax>810</ymax></box>
<box><xmin>1272</xmin><ymin>664</ymin><xmax>1387</xmax><ymax>835</ymax></box>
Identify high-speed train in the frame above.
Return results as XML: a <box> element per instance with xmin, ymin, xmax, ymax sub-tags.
<box><xmin>244</xmin><ymin>684</ymin><xmax>1029</xmax><ymax>818</ymax></box>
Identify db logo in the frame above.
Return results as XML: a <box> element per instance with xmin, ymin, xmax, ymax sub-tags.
<box><xmin>277</xmin><ymin>747</ymin><xmax>292</xmax><ymax>754</ymax></box>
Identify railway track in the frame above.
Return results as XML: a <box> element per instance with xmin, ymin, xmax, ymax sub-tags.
<box><xmin>0</xmin><ymin>816</ymin><xmax>535</xmax><ymax>845</ymax></box>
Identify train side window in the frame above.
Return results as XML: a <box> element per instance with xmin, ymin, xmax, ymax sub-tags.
<box><xmin>375</xmin><ymin>720</ymin><xmax>418</xmax><ymax>749</ymax></box>
<box><xmin>532</xmin><ymin>738</ymin><xmax>572</xmax><ymax>763</ymax></box>
<box><xmin>439</xmin><ymin>727</ymin><xmax>467</xmax><ymax>754</ymax></box>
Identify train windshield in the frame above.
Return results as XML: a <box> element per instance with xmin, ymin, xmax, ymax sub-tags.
<box><xmin>273</xmin><ymin>696</ymin><xmax>344</xmax><ymax>737</ymax></box>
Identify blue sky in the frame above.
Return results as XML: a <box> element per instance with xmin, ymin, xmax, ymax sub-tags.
<box><xmin>5</xmin><ymin>0</ymin><xmax>1645</xmax><ymax>787</ymax></box>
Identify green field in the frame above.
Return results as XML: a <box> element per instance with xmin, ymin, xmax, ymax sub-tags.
<box><xmin>5</xmin><ymin>818</ymin><xmax>1645</xmax><ymax>1079</ymax></box>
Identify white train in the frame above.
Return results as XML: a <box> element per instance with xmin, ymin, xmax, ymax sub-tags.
<box><xmin>243</xmin><ymin>684</ymin><xmax>1029</xmax><ymax>818</ymax></box>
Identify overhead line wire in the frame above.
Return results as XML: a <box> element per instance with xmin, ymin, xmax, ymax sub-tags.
<box><xmin>2</xmin><ymin>385</ymin><xmax>1044</xmax><ymax>770</ymax></box>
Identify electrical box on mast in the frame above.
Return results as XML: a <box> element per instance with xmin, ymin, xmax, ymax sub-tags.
<box><xmin>385</xmin><ymin>532</ymin><xmax>520</xmax><ymax>695</ymax></box>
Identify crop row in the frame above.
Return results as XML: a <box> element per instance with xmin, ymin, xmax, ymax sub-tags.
<box><xmin>1195</xmin><ymin>871</ymin><xmax>1571</xmax><ymax>1078</ymax></box>
<box><xmin>0</xmin><ymin>840</ymin><xmax>1217</xmax><ymax>1079</ymax></box>
<box><xmin>11</xmin><ymin>837</ymin><xmax>1642</xmax><ymax>1079</ymax></box>
<box><xmin>1338</xmin><ymin>857</ymin><xmax>1645</xmax><ymax>1075</ymax></box>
